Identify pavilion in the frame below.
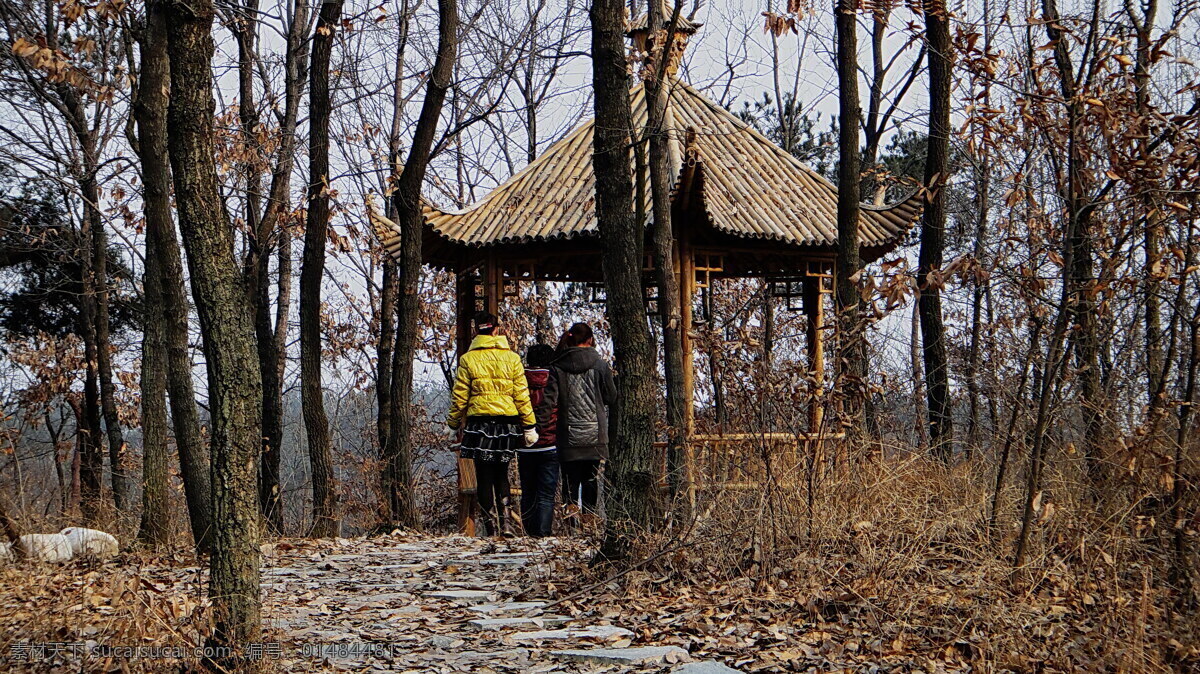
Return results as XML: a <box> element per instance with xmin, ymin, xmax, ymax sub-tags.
<box><xmin>371</xmin><ymin>10</ymin><xmax>920</xmax><ymax>517</ymax></box>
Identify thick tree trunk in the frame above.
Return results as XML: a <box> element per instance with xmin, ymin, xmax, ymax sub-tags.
<box><xmin>133</xmin><ymin>12</ymin><xmax>173</xmax><ymax>545</ymax></box>
<box><xmin>300</xmin><ymin>0</ymin><xmax>344</xmax><ymax>539</ymax></box>
<box><xmin>137</xmin><ymin>229</ymin><xmax>170</xmax><ymax>546</ymax></box>
<box><xmin>134</xmin><ymin>1</ymin><xmax>213</xmax><ymax>552</ymax></box>
<box><xmin>386</xmin><ymin>0</ymin><xmax>458</xmax><ymax>529</ymax></box>
<box><xmin>162</xmin><ymin>0</ymin><xmax>263</xmax><ymax>659</ymax></box>
<box><xmin>593</xmin><ymin>0</ymin><xmax>660</xmax><ymax>561</ymax></box>
<box><xmin>919</xmin><ymin>0</ymin><xmax>954</xmax><ymax>461</ymax></box>
<box><xmin>835</xmin><ymin>0</ymin><xmax>868</xmax><ymax>430</ymax></box>
<box><xmin>646</xmin><ymin>0</ymin><xmax>688</xmax><ymax>501</ymax></box>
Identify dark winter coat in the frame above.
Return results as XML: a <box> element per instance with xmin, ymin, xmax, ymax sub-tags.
<box><xmin>524</xmin><ymin>368</ymin><xmax>558</xmax><ymax>449</ymax></box>
<box><xmin>551</xmin><ymin>346</ymin><xmax>617</xmax><ymax>462</ymax></box>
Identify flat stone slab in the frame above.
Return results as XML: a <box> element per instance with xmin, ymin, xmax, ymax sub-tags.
<box><xmin>457</xmin><ymin>556</ymin><xmax>529</xmax><ymax>566</ymax></box>
<box><xmin>467</xmin><ymin>601</ymin><xmax>547</xmax><ymax>614</ymax></box>
<box><xmin>551</xmin><ymin>646</ymin><xmax>691</xmax><ymax>665</ymax></box>
<box><xmin>675</xmin><ymin>662</ymin><xmax>743</xmax><ymax>674</ymax></box>
<box><xmin>510</xmin><ymin>625</ymin><xmax>634</xmax><ymax>642</ymax></box>
<box><xmin>433</xmin><ymin>648</ymin><xmax>532</xmax><ymax>663</ymax></box>
<box><xmin>467</xmin><ymin>616</ymin><xmax>570</xmax><ymax>631</ymax></box>
<box><xmin>425</xmin><ymin>589</ymin><xmax>493</xmax><ymax>603</ymax></box>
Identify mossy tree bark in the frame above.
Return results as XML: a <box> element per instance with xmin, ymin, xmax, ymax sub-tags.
<box><xmin>133</xmin><ymin>0</ymin><xmax>212</xmax><ymax>551</ymax></box>
<box><xmin>592</xmin><ymin>0</ymin><xmax>661</xmax><ymax>561</ymax></box>
<box><xmin>161</xmin><ymin>0</ymin><xmax>263</xmax><ymax>659</ymax></box>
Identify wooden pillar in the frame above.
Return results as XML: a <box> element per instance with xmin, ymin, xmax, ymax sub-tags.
<box><xmin>455</xmin><ymin>266</ymin><xmax>474</xmax><ymax>357</ymax></box>
<box><xmin>677</xmin><ymin>234</ymin><xmax>696</xmax><ymax>504</ymax></box>
<box><xmin>806</xmin><ymin>273</ymin><xmax>825</xmax><ymax>429</ymax></box>
<box><xmin>803</xmin><ymin>274</ymin><xmax>825</xmax><ymax>433</ymax></box>
<box><xmin>484</xmin><ymin>253</ymin><xmax>501</xmax><ymax>316</ymax></box>
<box><xmin>454</xmin><ymin>265</ymin><xmax>477</xmax><ymax>535</ymax></box>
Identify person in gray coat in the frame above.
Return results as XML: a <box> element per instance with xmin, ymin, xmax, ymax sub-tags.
<box><xmin>552</xmin><ymin>322</ymin><xmax>617</xmax><ymax>527</ymax></box>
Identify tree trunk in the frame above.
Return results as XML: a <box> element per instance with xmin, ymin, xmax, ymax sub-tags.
<box><xmin>134</xmin><ymin>1</ymin><xmax>213</xmax><ymax>552</ymax></box>
<box><xmin>385</xmin><ymin>0</ymin><xmax>458</xmax><ymax>529</ymax></box>
<box><xmin>1042</xmin><ymin>0</ymin><xmax>1103</xmax><ymax>486</ymax></box>
<box><xmin>162</xmin><ymin>0</ymin><xmax>263</xmax><ymax>659</ymax></box>
<box><xmin>300</xmin><ymin>0</ymin><xmax>344</xmax><ymax>539</ymax></box>
<box><xmin>592</xmin><ymin>0</ymin><xmax>660</xmax><ymax>561</ymax></box>
<box><xmin>255</xmin><ymin>0</ymin><xmax>308</xmax><ymax>533</ymax></box>
<box><xmin>919</xmin><ymin>0</ymin><xmax>954</xmax><ymax>461</ymax></box>
<box><xmin>132</xmin><ymin>15</ymin><xmax>173</xmax><ymax>545</ymax></box>
<box><xmin>260</xmin><ymin>230</ymin><xmax>290</xmax><ymax>533</ymax></box>
<box><xmin>377</xmin><ymin>6</ymin><xmax>408</xmax><ymax>494</ymax></box>
<box><xmin>84</xmin><ymin>172</ymin><xmax>130</xmax><ymax>515</ymax></box>
<box><xmin>79</xmin><ymin>291</ymin><xmax>104</xmax><ymax>524</ymax></box>
<box><xmin>910</xmin><ymin>300</ymin><xmax>927</xmax><ymax>447</ymax></box>
<box><xmin>966</xmin><ymin>160</ymin><xmax>989</xmax><ymax>451</ymax></box>
<box><xmin>646</xmin><ymin>0</ymin><xmax>688</xmax><ymax>501</ymax></box>
<box><xmin>835</xmin><ymin>0</ymin><xmax>868</xmax><ymax>430</ymax></box>
<box><xmin>137</xmin><ymin>223</ymin><xmax>170</xmax><ymax>547</ymax></box>
<box><xmin>1128</xmin><ymin>0</ymin><xmax>1166</xmax><ymax>421</ymax></box>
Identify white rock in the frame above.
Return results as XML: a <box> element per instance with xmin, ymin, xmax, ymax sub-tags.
<box><xmin>0</xmin><ymin>542</ymin><xmax>13</xmax><ymax>563</ymax></box>
<box><xmin>551</xmin><ymin>646</ymin><xmax>691</xmax><ymax>665</ymax></box>
<box><xmin>19</xmin><ymin>533</ymin><xmax>74</xmax><ymax>562</ymax></box>
<box><xmin>60</xmin><ymin>527</ymin><xmax>118</xmax><ymax>558</ymax></box>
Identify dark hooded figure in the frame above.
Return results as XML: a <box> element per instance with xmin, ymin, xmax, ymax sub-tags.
<box><xmin>518</xmin><ymin>343</ymin><xmax>559</xmax><ymax>537</ymax></box>
<box><xmin>552</xmin><ymin>322</ymin><xmax>617</xmax><ymax>529</ymax></box>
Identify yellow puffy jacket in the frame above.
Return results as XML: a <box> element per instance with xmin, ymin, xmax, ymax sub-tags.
<box><xmin>445</xmin><ymin>335</ymin><xmax>536</xmax><ymax>429</ymax></box>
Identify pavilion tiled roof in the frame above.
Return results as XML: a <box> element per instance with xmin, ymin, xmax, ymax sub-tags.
<box><xmin>372</xmin><ymin>78</ymin><xmax>920</xmax><ymax>260</ymax></box>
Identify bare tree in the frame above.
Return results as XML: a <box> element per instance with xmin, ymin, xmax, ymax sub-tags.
<box><xmin>918</xmin><ymin>0</ymin><xmax>954</xmax><ymax>459</ymax></box>
<box><xmin>593</xmin><ymin>0</ymin><xmax>661</xmax><ymax>561</ymax></box>
<box><xmin>386</xmin><ymin>0</ymin><xmax>459</xmax><ymax>528</ymax></box>
<box><xmin>161</xmin><ymin>0</ymin><xmax>263</xmax><ymax>658</ymax></box>
<box><xmin>834</xmin><ymin>0</ymin><xmax>867</xmax><ymax>430</ymax></box>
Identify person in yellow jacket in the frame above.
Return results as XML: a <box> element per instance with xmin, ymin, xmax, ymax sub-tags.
<box><xmin>446</xmin><ymin>311</ymin><xmax>537</xmax><ymax>537</ymax></box>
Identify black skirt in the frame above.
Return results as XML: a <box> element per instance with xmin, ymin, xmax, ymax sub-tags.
<box><xmin>459</xmin><ymin>417</ymin><xmax>521</xmax><ymax>462</ymax></box>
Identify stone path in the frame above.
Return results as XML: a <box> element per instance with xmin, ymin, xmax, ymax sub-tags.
<box><xmin>260</xmin><ymin>535</ymin><xmax>737</xmax><ymax>672</ymax></box>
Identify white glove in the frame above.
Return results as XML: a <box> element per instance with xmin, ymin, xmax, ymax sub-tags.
<box><xmin>523</xmin><ymin>428</ymin><xmax>539</xmax><ymax>447</ymax></box>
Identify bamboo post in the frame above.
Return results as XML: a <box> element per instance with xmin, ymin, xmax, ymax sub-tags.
<box><xmin>803</xmin><ymin>275</ymin><xmax>825</xmax><ymax>432</ymax></box>
<box><xmin>454</xmin><ymin>265</ymin><xmax>477</xmax><ymax>534</ymax></box>
<box><xmin>678</xmin><ymin>233</ymin><xmax>696</xmax><ymax>504</ymax></box>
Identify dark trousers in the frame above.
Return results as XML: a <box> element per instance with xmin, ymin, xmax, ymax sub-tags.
<box><xmin>474</xmin><ymin>458</ymin><xmax>510</xmax><ymax>536</ymax></box>
<box><xmin>561</xmin><ymin>459</ymin><xmax>601</xmax><ymax>514</ymax></box>
<box><xmin>517</xmin><ymin>450</ymin><xmax>559</xmax><ymax>537</ymax></box>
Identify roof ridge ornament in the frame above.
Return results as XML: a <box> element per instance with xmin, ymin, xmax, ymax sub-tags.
<box><xmin>628</xmin><ymin>2</ymin><xmax>700</xmax><ymax>79</ymax></box>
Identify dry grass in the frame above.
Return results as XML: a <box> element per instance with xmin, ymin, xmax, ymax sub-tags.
<box><xmin>0</xmin><ymin>437</ymin><xmax>1195</xmax><ymax>672</ymax></box>
<box><xmin>543</xmin><ymin>441</ymin><xmax>1200</xmax><ymax>672</ymax></box>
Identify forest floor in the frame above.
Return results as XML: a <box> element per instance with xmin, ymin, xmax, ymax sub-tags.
<box><xmin>1</xmin><ymin>526</ymin><xmax>1197</xmax><ymax>672</ymax></box>
<box><xmin>0</xmin><ymin>533</ymin><xmax>727</xmax><ymax>673</ymax></box>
